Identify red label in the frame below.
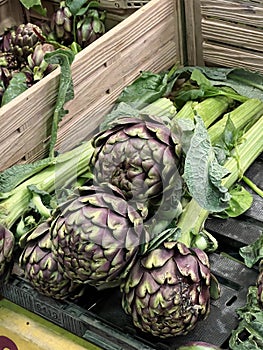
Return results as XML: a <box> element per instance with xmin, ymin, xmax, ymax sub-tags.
<box><xmin>0</xmin><ymin>336</ymin><xmax>18</xmax><ymax>350</ymax></box>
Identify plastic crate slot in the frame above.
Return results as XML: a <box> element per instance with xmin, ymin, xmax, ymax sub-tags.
<box><xmin>225</xmin><ymin>295</ymin><xmax>238</xmax><ymax>307</ymax></box>
<box><xmin>214</xmin><ymin>274</ymin><xmax>241</xmax><ymax>292</ymax></box>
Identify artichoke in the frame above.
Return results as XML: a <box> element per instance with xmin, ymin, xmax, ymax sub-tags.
<box><xmin>91</xmin><ymin>115</ymin><xmax>182</xmax><ymax>222</ymax></box>
<box><xmin>256</xmin><ymin>259</ymin><xmax>263</xmax><ymax>306</ymax></box>
<box><xmin>26</xmin><ymin>43</ymin><xmax>57</xmax><ymax>82</ymax></box>
<box><xmin>51</xmin><ymin>1</ymin><xmax>74</xmax><ymax>45</ymax></box>
<box><xmin>0</xmin><ymin>224</ymin><xmax>15</xmax><ymax>280</ymax></box>
<box><xmin>19</xmin><ymin>221</ymin><xmax>85</xmax><ymax>300</ymax></box>
<box><xmin>50</xmin><ymin>184</ymin><xmax>148</xmax><ymax>289</ymax></box>
<box><xmin>0</xmin><ymin>29</ymin><xmax>12</xmax><ymax>53</ymax></box>
<box><xmin>9</xmin><ymin>23</ymin><xmax>42</xmax><ymax>63</ymax></box>
<box><xmin>0</xmin><ymin>52</ymin><xmax>19</xmax><ymax>84</ymax></box>
<box><xmin>121</xmin><ymin>241</ymin><xmax>212</xmax><ymax>338</ymax></box>
<box><xmin>77</xmin><ymin>9</ymin><xmax>106</xmax><ymax>49</ymax></box>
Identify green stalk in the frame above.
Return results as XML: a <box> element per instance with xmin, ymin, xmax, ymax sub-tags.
<box><xmin>175</xmin><ymin>95</ymin><xmax>233</xmax><ymax>128</ymax></box>
<box><xmin>242</xmin><ymin>175</ymin><xmax>263</xmax><ymax>198</ymax></box>
<box><xmin>177</xmin><ymin>116</ymin><xmax>263</xmax><ymax>247</ymax></box>
<box><xmin>208</xmin><ymin>98</ymin><xmax>263</xmax><ymax>143</ymax></box>
<box><xmin>140</xmin><ymin>97</ymin><xmax>177</xmax><ymax>119</ymax></box>
<box><xmin>0</xmin><ymin>140</ymin><xmax>94</xmax><ymax>230</ymax></box>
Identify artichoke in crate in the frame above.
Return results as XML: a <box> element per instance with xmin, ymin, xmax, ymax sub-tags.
<box><xmin>50</xmin><ymin>1</ymin><xmax>74</xmax><ymax>45</ymax></box>
<box><xmin>50</xmin><ymin>184</ymin><xmax>148</xmax><ymax>289</ymax></box>
<box><xmin>257</xmin><ymin>259</ymin><xmax>263</xmax><ymax>306</ymax></box>
<box><xmin>0</xmin><ymin>52</ymin><xmax>20</xmax><ymax>85</ymax></box>
<box><xmin>77</xmin><ymin>8</ymin><xmax>106</xmax><ymax>49</ymax></box>
<box><xmin>91</xmin><ymin>115</ymin><xmax>182</xmax><ymax>222</ymax></box>
<box><xmin>26</xmin><ymin>43</ymin><xmax>57</xmax><ymax>82</ymax></box>
<box><xmin>9</xmin><ymin>23</ymin><xmax>42</xmax><ymax>63</ymax></box>
<box><xmin>0</xmin><ymin>224</ymin><xmax>15</xmax><ymax>281</ymax></box>
<box><xmin>0</xmin><ymin>29</ymin><xmax>12</xmax><ymax>53</ymax></box>
<box><xmin>121</xmin><ymin>241</ymin><xmax>212</xmax><ymax>338</ymax></box>
<box><xmin>19</xmin><ymin>221</ymin><xmax>85</xmax><ymax>300</ymax></box>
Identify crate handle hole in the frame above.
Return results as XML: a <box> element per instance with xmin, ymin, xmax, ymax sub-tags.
<box><xmin>226</xmin><ymin>295</ymin><xmax>237</xmax><ymax>306</ymax></box>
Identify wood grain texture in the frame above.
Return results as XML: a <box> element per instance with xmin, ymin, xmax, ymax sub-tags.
<box><xmin>203</xmin><ymin>42</ymin><xmax>263</xmax><ymax>73</ymax></box>
<box><xmin>200</xmin><ymin>0</ymin><xmax>263</xmax><ymax>27</ymax></box>
<box><xmin>201</xmin><ymin>18</ymin><xmax>263</xmax><ymax>51</ymax></box>
<box><xmin>0</xmin><ymin>0</ymin><xmax>183</xmax><ymax>171</ymax></box>
<box><xmin>185</xmin><ymin>0</ymin><xmax>263</xmax><ymax>67</ymax></box>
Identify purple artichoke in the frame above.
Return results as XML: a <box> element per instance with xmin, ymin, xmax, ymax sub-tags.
<box><xmin>121</xmin><ymin>241</ymin><xmax>212</xmax><ymax>338</ymax></box>
<box><xmin>0</xmin><ymin>224</ymin><xmax>15</xmax><ymax>280</ymax></box>
<box><xmin>50</xmin><ymin>184</ymin><xmax>148</xmax><ymax>289</ymax></box>
<box><xmin>19</xmin><ymin>221</ymin><xmax>85</xmax><ymax>300</ymax></box>
<box><xmin>91</xmin><ymin>115</ymin><xmax>182</xmax><ymax>223</ymax></box>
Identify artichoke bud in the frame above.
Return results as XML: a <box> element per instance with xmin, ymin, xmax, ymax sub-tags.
<box><xmin>257</xmin><ymin>259</ymin><xmax>263</xmax><ymax>306</ymax></box>
<box><xmin>76</xmin><ymin>9</ymin><xmax>106</xmax><ymax>48</ymax></box>
<box><xmin>51</xmin><ymin>1</ymin><xmax>73</xmax><ymax>44</ymax></box>
<box><xmin>55</xmin><ymin>9</ymin><xmax>66</xmax><ymax>26</ymax></box>
<box><xmin>10</xmin><ymin>23</ymin><xmax>42</xmax><ymax>62</ymax></box>
<box><xmin>0</xmin><ymin>224</ymin><xmax>15</xmax><ymax>279</ymax></box>
<box><xmin>0</xmin><ymin>29</ymin><xmax>12</xmax><ymax>52</ymax></box>
<box><xmin>50</xmin><ymin>184</ymin><xmax>146</xmax><ymax>289</ymax></box>
<box><xmin>91</xmin><ymin>115</ymin><xmax>183</xmax><ymax>224</ymax></box>
<box><xmin>27</xmin><ymin>43</ymin><xmax>56</xmax><ymax>81</ymax></box>
<box><xmin>121</xmin><ymin>241</ymin><xmax>212</xmax><ymax>338</ymax></box>
<box><xmin>19</xmin><ymin>221</ymin><xmax>85</xmax><ymax>300</ymax></box>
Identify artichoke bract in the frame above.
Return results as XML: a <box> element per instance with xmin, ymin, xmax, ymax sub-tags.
<box><xmin>0</xmin><ymin>224</ymin><xmax>15</xmax><ymax>280</ymax></box>
<box><xmin>50</xmin><ymin>184</ymin><xmax>148</xmax><ymax>289</ymax></box>
<box><xmin>121</xmin><ymin>241</ymin><xmax>211</xmax><ymax>338</ymax></box>
<box><xmin>91</xmin><ymin>115</ymin><xmax>182</xmax><ymax>222</ymax></box>
<box><xmin>19</xmin><ymin>221</ymin><xmax>85</xmax><ymax>300</ymax></box>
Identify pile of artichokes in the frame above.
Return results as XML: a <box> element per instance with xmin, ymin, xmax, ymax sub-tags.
<box><xmin>10</xmin><ymin>112</ymin><xmax>217</xmax><ymax>339</ymax></box>
<box><xmin>0</xmin><ymin>0</ymin><xmax>106</xmax><ymax>105</ymax></box>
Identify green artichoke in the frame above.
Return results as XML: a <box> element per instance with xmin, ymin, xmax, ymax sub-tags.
<box><xmin>19</xmin><ymin>221</ymin><xmax>85</xmax><ymax>300</ymax></box>
<box><xmin>77</xmin><ymin>9</ymin><xmax>106</xmax><ymax>49</ymax></box>
<box><xmin>121</xmin><ymin>241</ymin><xmax>211</xmax><ymax>338</ymax></box>
<box><xmin>0</xmin><ymin>224</ymin><xmax>15</xmax><ymax>280</ymax></box>
<box><xmin>91</xmin><ymin>115</ymin><xmax>182</xmax><ymax>222</ymax></box>
<box><xmin>9</xmin><ymin>23</ymin><xmax>42</xmax><ymax>63</ymax></box>
<box><xmin>51</xmin><ymin>1</ymin><xmax>74</xmax><ymax>45</ymax></box>
<box><xmin>50</xmin><ymin>184</ymin><xmax>148</xmax><ymax>289</ymax></box>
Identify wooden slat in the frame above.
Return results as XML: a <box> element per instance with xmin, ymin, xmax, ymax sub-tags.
<box><xmin>200</xmin><ymin>0</ymin><xmax>263</xmax><ymax>27</ymax></box>
<box><xmin>184</xmin><ymin>0</ymin><xmax>204</xmax><ymax>65</ymax></box>
<box><xmin>203</xmin><ymin>42</ymin><xmax>263</xmax><ymax>73</ymax></box>
<box><xmin>0</xmin><ymin>0</ymin><xmax>183</xmax><ymax>172</ymax></box>
<box><xmin>202</xmin><ymin>18</ymin><xmax>263</xmax><ymax>51</ymax></box>
<box><xmin>185</xmin><ymin>0</ymin><xmax>263</xmax><ymax>69</ymax></box>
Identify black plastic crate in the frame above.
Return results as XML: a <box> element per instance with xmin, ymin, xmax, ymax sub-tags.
<box><xmin>0</xmin><ymin>154</ymin><xmax>262</xmax><ymax>350</ymax></box>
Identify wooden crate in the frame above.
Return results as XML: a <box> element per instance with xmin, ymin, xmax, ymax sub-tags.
<box><xmin>0</xmin><ymin>0</ymin><xmax>185</xmax><ymax>172</ymax></box>
<box><xmin>184</xmin><ymin>0</ymin><xmax>263</xmax><ymax>72</ymax></box>
<box><xmin>0</xmin><ymin>0</ymin><xmax>24</xmax><ymax>34</ymax></box>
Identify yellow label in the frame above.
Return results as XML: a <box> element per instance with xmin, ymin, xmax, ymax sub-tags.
<box><xmin>0</xmin><ymin>299</ymin><xmax>100</xmax><ymax>350</ymax></box>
